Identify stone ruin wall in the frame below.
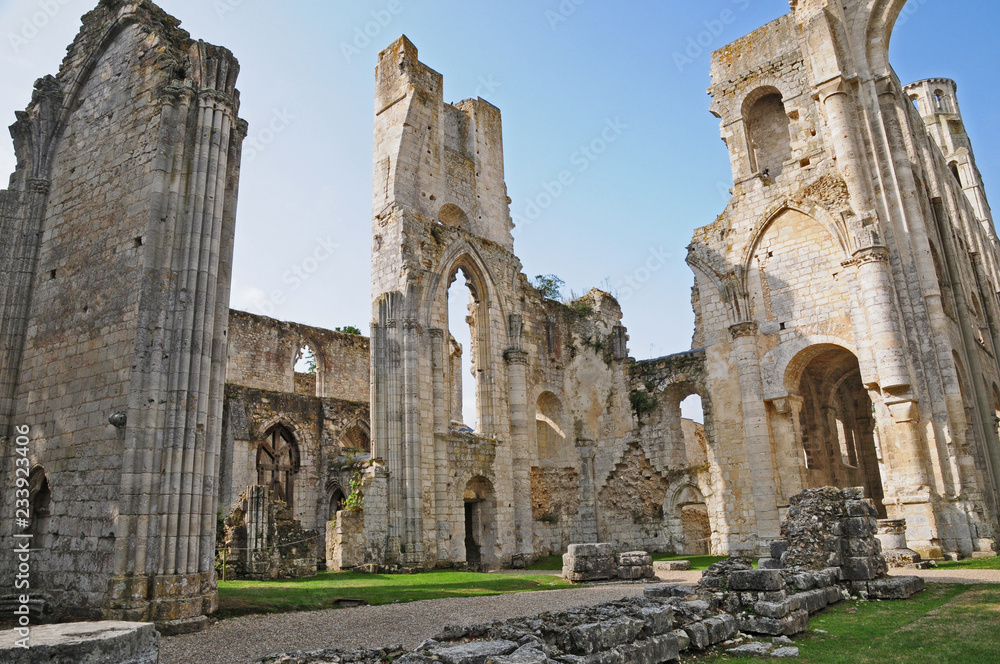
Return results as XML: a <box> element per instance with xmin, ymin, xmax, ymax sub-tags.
<box><xmin>0</xmin><ymin>0</ymin><xmax>246</xmax><ymax>625</ymax></box>
<box><xmin>226</xmin><ymin>309</ymin><xmax>369</xmax><ymax>402</ymax></box>
<box><xmin>220</xmin><ymin>310</ymin><xmax>372</xmax><ymax>563</ymax></box>
<box><xmin>367</xmin><ymin>37</ymin><xmax>719</xmax><ymax>568</ymax></box>
<box><xmin>689</xmin><ymin>1</ymin><xmax>1000</xmax><ymax>558</ymax></box>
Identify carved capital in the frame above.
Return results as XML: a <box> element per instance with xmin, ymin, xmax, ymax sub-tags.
<box><xmin>27</xmin><ymin>178</ymin><xmax>50</xmax><ymax>195</ymax></box>
<box><xmin>160</xmin><ymin>83</ymin><xmax>196</xmax><ymax>105</ymax></box>
<box><xmin>728</xmin><ymin>321</ymin><xmax>758</xmax><ymax>340</ymax></box>
<box><xmin>198</xmin><ymin>87</ymin><xmax>238</xmax><ymax>111</ymax></box>
<box><xmin>887</xmin><ymin>399</ymin><xmax>920</xmax><ymax>424</ymax></box>
<box><xmin>401</xmin><ymin>318</ymin><xmax>420</xmax><ymax>331</ymax></box>
<box><xmin>504</xmin><ymin>349</ymin><xmax>529</xmax><ymax>365</ymax></box>
<box><xmin>769</xmin><ymin>395</ymin><xmax>803</xmax><ymax>415</ymax></box>
<box><xmin>428</xmin><ymin>328</ymin><xmax>445</xmax><ymax>339</ymax></box>
<box><xmin>844</xmin><ymin>244</ymin><xmax>889</xmax><ymax>268</ymax></box>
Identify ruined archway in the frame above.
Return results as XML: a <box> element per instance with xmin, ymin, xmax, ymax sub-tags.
<box><xmin>256</xmin><ymin>424</ymin><xmax>300</xmax><ymax>509</ymax></box>
<box><xmin>463</xmin><ymin>476</ymin><xmax>498</xmax><ymax>569</ymax></box>
<box><xmin>788</xmin><ymin>345</ymin><xmax>886</xmax><ymax>516</ymax></box>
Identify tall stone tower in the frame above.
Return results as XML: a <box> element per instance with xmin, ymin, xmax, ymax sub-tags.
<box><xmin>0</xmin><ymin>1</ymin><xmax>246</xmax><ymax>629</ymax></box>
<box><xmin>688</xmin><ymin>0</ymin><xmax>999</xmax><ymax>558</ymax></box>
<box><xmin>369</xmin><ymin>36</ymin><xmax>526</xmax><ymax>567</ymax></box>
<box><xmin>905</xmin><ymin>78</ymin><xmax>995</xmax><ymax>231</ymax></box>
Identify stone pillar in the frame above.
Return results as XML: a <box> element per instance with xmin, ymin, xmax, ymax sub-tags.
<box><xmin>816</xmin><ymin>77</ymin><xmax>877</xmax><ymax>217</ymax></box>
<box><xmin>729</xmin><ymin>321</ymin><xmax>781</xmax><ymax>542</ymax></box>
<box><xmin>849</xmin><ymin>247</ymin><xmax>911</xmax><ymax>392</ymax></box>
<box><xmin>505</xmin><ymin>348</ymin><xmax>533</xmax><ymax>559</ymax></box>
<box><xmin>575</xmin><ymin>440</ymin><xmax>599</xmax><ymax>544</ymax></box>
<box><xmin>876</xmin><ymin>518</ymin><xmax>922</xmax><ymax>567</ymax></box>
<box><xmin>768</xmin><ymin>396</ymin><xmax>806</xmax><ymax>501</ymax></box>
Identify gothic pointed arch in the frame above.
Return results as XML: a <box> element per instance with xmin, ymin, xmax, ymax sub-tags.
<box><xmin>256</xmin><ymin>424</ymin><xmax>300</xmax><ymax>509</ymax></box>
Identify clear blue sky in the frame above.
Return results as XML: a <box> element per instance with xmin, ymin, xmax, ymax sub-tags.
<box><xmin>2</xmin><ymin>0</ymin><xmax>999</xmax><ymax>369</ymax></box>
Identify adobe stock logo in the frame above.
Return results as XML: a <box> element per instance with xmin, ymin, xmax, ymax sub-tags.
<box><xmin>673</xmin><ymin>0</ymin><xmax>752</xmax><ymax>73</ymax></box>
<box><xmin>7</xmin><ymin>0</ymin><xmax>76</xmax><ymax>55</ymax></box>
<box><xmin>341</xmin><ymin>0</ymin><xmax>406</xmax><ymax>63</ymax></box>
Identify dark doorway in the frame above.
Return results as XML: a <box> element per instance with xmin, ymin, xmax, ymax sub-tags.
<box><xmin>464</xmin><ymin>502</ymin><xmax>481</xmax><ymax>565</ymax></box>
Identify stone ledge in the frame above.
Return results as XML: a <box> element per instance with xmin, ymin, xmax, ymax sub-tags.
<box><xmin>0</xmin><ymin>621</ymin><xmax>159</xmax><ymax>664</ymax></box>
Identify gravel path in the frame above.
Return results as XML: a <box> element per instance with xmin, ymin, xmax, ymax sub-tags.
<box><xmin>160</xmin><ymin>584</ymin><xmax>646</xmax><ymax>664</ymax></box>
<box><xmin>161</xmin><ymin>567</ymin><xmax>998</xmax><ymax>664</ymax></box>
<box><xmin>888</xmin><ymin>566</ymin><xmax>1000</xmax><ymax>585</ymax></box>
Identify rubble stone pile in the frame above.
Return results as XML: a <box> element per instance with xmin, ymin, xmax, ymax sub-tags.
<box><xmin>254</xmin><ymin>487</ymin><xmax>927</xmax><ymax>664</ymax></box>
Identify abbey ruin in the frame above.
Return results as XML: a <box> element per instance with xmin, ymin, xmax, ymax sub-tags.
<box><xmin>0</xmin><ymin>0</ymin><xmax>997</xmax><ymax>630</ymax></box>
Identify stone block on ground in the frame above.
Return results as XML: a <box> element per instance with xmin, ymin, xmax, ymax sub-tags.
<box><xmin>865</xmin><ymin>576</ymin><xmax>925</xmax><ymax>600</ymax></box>
<box><xmin>739</xmin><ymin>609</ymin><xmax>809</xmax><ymax>636</ymax></box>
<box><xmin>0</xmin><ymin>621</ymin><xmax>159</xmax><ymax>664</ymax></box>
<box><xmin>428</xmin><ymin>640</ymin><xmax>518</xmax><ymax>664</ymax></box>
<box><xmin>729</xmin><ymin>569</ymin><xmax>784</xmax><ymax>591</ymax></box>
<box><xmin>617</xmin><ymin>551</ymin><xmax>652</xmax><ymax>567</ymax></box>
<box><xmin>654</xmin><ymin>560</ymin><xmax>691</xmax><ymax>571</ymax></box>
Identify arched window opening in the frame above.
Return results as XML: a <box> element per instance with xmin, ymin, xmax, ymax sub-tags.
<box><xmin>950</xmin><ymin>162</ymin><xmax>963</xmax><ymax>186</ymax></box>
<box><xmin>745</xmin><ymin>91</ymin><xmax>792</xmax><ymax>177</ymax></box>
<box><xmin>294</xmin><ymin>344</ymin><xmax>318</xmax><ymax>396</ymax></box>
<box><xmin>793</xmin><ymin>345</ymin><xmax>885</xmax><ymax>516</ymax></box>
<box><xmin>909</xmin><ymin>94</ymin><xmax>920</xmax><ymax>113</ymax></box>
<box><xmin>536</xmin><ymin>392</ymin><xmax>568</xmax><ymax>466</ymax></box>
<box><xmin>934</xmin><ymin>90</ymin><xmax>952</xmax><ymax>113</ymax></box>
<box><xmin>27</xmin><ymin>467</ymin><xmax>51</xmax><ymax>549</ymax></box>
<box><xmin>448</xmin><ymin>267</ymin><xmax>481</xmax><ymax>431</ymax></box>
<box><xmin>256</xmin><ymin>425</ymin><xmax>299</xmax><ymax>509</ymax></box>
<box><xmin>680</xmin><ymin>393</ymin><xmax>707</xmax><ymax>467</ymax></box>
<box><xmin>439</xmin><ymin>203</ymin><xmax>470</xmax><ymax>229</ymax></box>
<box><xmin>340</xmin><ymin>422</ymin><xmax>371</xmax><ymax>455</ymax></box>
<box><xmin>328</xmin><ymin>487</ymin><xmax>346</xmax><ymax>522</ymax></box>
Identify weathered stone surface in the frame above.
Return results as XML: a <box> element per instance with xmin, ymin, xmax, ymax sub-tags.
<box><xmin>428</xmin><ymin>640</ymin><xmax>518</xmax><ymax>664</ymax></box>
<box><xmin>773</xmin><ymin>646</ymin><xmax>801</xmax><ymax>658</ymax></box>
<box><xmin>730</xmin><ymin>570</ymin><xmax>784</xmax><ymax>591</ymax></box>
<box><xmin>655</xmin><ymin>560</ymin><xmax>692</xmax><ymax>571</ymax></box>
<box><xmin>728</xmin><ymin>641</ymin><xmax>774</xmax><ymax>656</ymax></box>
<box><xmin>492</xmin><ymin>645</ymin><xmax>550</xmax><ymax>663</ymax></box>
<box><xmin>0</xmin><ymin>621</ymin><xmax>159</xmax><ymax>664</ymax></box>
<box><xmin>739</xmin><ymin>609</ymin><xmax>810</xmax><ymax>636</ymax></box>
<box><xmin>568</xmin><ymin>617</ymin><xmax>643</xmax><ymax>655</ymax></box>
<box><xmin>864</xmin><ymin>576</ymin><xmax>925</xmax><ymax>600</ymax></box>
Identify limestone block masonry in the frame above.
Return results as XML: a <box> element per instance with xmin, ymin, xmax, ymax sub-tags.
<box><xmin>688</xmin><ymin>0</ymin><xmax>1000</xmax><ymax>558</ymax></box>
<box><xmin>367</xmin><ymin>36</ymin><xmax>717</xmax><ymax>571</ymax></box>
<box><xmin>0</xmin><ymin>0</ymin><xmax>246</xmax><ymax>627</ymax></box>
<box><xmin>0</xmin><ymin>621</ymin><xmax>159</xmax><ymax>664</ymax></box>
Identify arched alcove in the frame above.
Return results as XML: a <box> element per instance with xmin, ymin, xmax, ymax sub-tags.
<box><xmin>743</xmin><ymin>88</ymin><xmax>792</xmax><ymax>177</ymax></box>
<box><xmin>787</xmin><ymin>345</ymin><xmax>886</xmax><ymax>516</ymax></box>
<box><xmin>27</xmin><ymin>467</ymin><xmax>52</xmax><ymax>549</ymax></box>
<box><xmin>536</xmin><ymin>392</ymin><xmax>569</xmax><ymax>466</ymax></box>
<box><xmin>439</xmin><ymin>203</ymin><xmax>470</xmax><ymax>229</ymax></box>
<box><xmin>340</xmin><ymin>421</ymin><xmax>371</xmax><ymax>454</ymax></box>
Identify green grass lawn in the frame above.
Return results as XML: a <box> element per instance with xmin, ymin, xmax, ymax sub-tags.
<box><xmin>217</xmin><ymin>570</ymin><xmax>573</xmax><ymax>619</ymax></box>
<box><xmin>527</xmin><ymin>553</ymin><xmax>737</xmax><ymax>571</ymax></box>
<box><xmin>692</xmin><ymin>583</ymin><xmax>1000</xmax><ymax>663</ymax></box>
<box><xmin>935</xmin><ymin>554</ymin><xmax>1000</xmax><ymax>570</ymax></box>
